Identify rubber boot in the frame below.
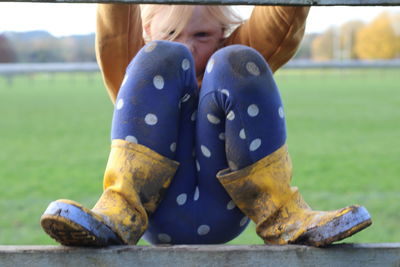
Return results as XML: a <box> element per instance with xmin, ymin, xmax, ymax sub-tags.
<box><xmin>41</xmin><ymin>139</ymin><xmax>179</xmax><ymax>246</ymax></box>
<box><xmin>217</xmin><ymin>144</ymin><xmax>372</xmax><ymax>247</ymax></box>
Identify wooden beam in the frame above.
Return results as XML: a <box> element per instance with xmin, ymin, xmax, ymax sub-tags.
<box><xmin>0</xmin><ymin>0</ymin><xmax>399</xmax><ymax>5</ymax></box>
<box><xmin>1</xmin><ymin>244</ymin><xmax>400</xmax><ymax>267</ymax></box>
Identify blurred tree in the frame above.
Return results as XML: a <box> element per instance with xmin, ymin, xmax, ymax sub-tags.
<box><xmin>29</xmin><ymin>37</ymin><xmax>63</xmax><ymax>62</ymax></box>
<box><xmin>339</xmin><ymin>20</ymin><xmax>365</xmax><ymax>59</ymax></box>
<box><xmin>4</xmin><ymin>31</ymin><xmax>96</xmax><ymax>63</ymax></box>
<box><xmin>0</xmin><ymin>34</ymin><xmax>17</xmax><ymax>63</ymax></box>
<box><xmin>7</xmin><ymin>31</ymin><xmax>60</xmax><ymax>62</ymax></box>
<box><xmin>60</xmin><ymin>36</ymin><xmax>76</xmax><ymax>62</ymax></box>
<box><xmin>355</xmin><ymin>12</ymin><xmax>399</xmax><ymax>59</ymax></box>
<box><xmin>391</xmin><ymin>13</ymin><xmax>400</xmax><ymax>58</ymax></box>
<box><xmin>60</xmin><ymin>34</ymin><xmax>96</xmax><ymax>62</ymax></box>
<box><xmin>294</xmin><ymin>33</ymin><xmax>318</xmax><ymax>59</ymax></box>
<box><xmin>311</xmin><ymin>27</ymin><xmax>337</xmax><ymax>61</ymax></box>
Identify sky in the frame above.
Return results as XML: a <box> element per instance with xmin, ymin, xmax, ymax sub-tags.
<box><xmin>0</xmin><ymin>3</ymin><xmax>399</xmax><ymax>37</ymax></box>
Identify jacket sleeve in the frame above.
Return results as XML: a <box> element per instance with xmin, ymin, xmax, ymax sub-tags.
<box><xmin>95</xmin><ymin>4</ymin><xmax>145</xmax><ymax>103</ymax></box>
<box><xmin>224</xmin><ymin>6</ymin><xmax>310</xmax><ymax>73</ymax></box>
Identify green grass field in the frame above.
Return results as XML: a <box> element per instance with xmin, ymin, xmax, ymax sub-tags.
<box><xmin>0</xmin><ymin>69</ymin><xmax>399</xmax><ymax>245</ymax></box>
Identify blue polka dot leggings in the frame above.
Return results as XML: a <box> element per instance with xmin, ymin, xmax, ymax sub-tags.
<box><xmin>111</xmin><ymin>41</ymin><xmax>286</xmax><ymax>244</ymax></box>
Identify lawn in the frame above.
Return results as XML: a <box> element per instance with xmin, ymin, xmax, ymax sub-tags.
<box><xmin>0</xmin><ymin>68</ymin><xmax>399</xmax><ymax>245</ymax></box>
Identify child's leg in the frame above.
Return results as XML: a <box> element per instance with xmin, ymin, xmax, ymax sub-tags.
<box><xmin>144</xmin><ymin>45</ymin><xmax>286</xmax><ymax>245</ymax></box>
<box><xmin>198</xmin><ymin>45</ymin><xmax>286</xmax><ymax>173</ymax></box>
<box><xmin>41</xmin><ymin>41</ymin><xmax>196</xmax><ymax>246</ymax></box>
<box><xmin>187</xmin><ymin>45</ymin><xmax>286</xmax><ymax>243</ymax></box>
<box><xmin>143</xmin><ymin>44</ymin><xmax>283</xmax><ymax>245</ymax></box>
<box><xmin>206</xmin><ymin>45</ymin><xmax>371</xmax><ymax>246</ymax></box>
<box><xmin>111</xmin><ymin>41</ymin><xmax>211</xmax><ymax>245</ymax></box>
<box><xmin>111</xmin><ymin>40</ymin><xmax>197</xmax><ymax>158</ymax></box>
<box><xmin>112</xmin><ymin>40</ymin><xmax>205</xmax><ymax>243</ymax></box>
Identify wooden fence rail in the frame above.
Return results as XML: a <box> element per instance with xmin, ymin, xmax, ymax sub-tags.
<box><xmin>1</xmin><ymin>244</ymin><xmax>400</xmax><ymax>267</ymax></box>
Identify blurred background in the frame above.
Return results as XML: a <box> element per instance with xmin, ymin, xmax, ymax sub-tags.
<box><xmin>1</xmin><ymin>5</ymin><xmax>399</xmax><ymax>62</ymax></box>
<box><xmin>0</xmin><ymin>4</ymin><xmax>399</xmax><ymax>245</ymax></box>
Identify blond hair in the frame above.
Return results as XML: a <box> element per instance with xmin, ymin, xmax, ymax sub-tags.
<box><xmin>140</xmin><ymin>5</ymin><xmax>243</xmax><ymax>42</ymax></box>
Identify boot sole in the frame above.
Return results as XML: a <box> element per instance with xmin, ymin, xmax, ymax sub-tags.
<box><xmin>296</xmin><ymin>206</ymin><xmax>372</xmax><ymax>247</ymax></box>
<box><xmin>41</xmin><ymin>201</ymin><xmax>124</xmax><ymax>246</ymax></box>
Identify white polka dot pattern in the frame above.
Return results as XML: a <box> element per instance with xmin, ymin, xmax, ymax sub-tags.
<box><xmin>279</xmin><ymin>106</ymin><xmax>285</xmax><ymax>118</ymax></box>
<box><xmin>240</xmin><ymin>216</ymin><xmax>249</xmax><ymax>227</ymax></box>
<box><xmin>145</xmin><ymin>113</ymin><xmax>158</xmax><ymax>125</ymax></box>
<box><xmin>220</xmin><ymin>89</ymin><xmax>230</xmax><ymax>97</ymax></box>
<box><xmin>239</xmin><ymin>129</ymin><xmax>246</xmax><ymax>139</ymax></box>
<box><xmin>197</xmin><ymin>225</ymin><xmax>210</xmax><ymax>235</ymax></box>
<box><xmin>218</xmin><ymin>132</ymin><xmax>226</xmax><ymax>140</ymax></box>
<box><xmin>196</xmin><ymin>160</ymin><xmax>200</xmax><ymax>172</ymax></box>
<box><xmin>170</xmin><ymin>142</ymin><xmax>176</xmax><ymax>152</ymax></box>
<box><xmin>182</xmin><ymin>58</ymin><xmax>190</xmax><ymax>70</ymax></box>
<box><xmin>125</xmin><ymin>135</ymin><xmax>138</xmax><ymax>144</ymax></box>
<box><xmin>153</xmin><ymin>75</ymin><xmax>164</xmax><ymax>90</ymax></box>
<box><xmin>158</xmin><ymin>233</ymin><xmax>171</xmax><ymax>243</ymax></box>
<box><xmin>227</xmin><ymin>111</ymin><xmax>235</xmax><ymax>121</ymax></box>
<box><xmin>250</xmin><ymin>138</ymin><xmax>261</xmax><ymax>151</ymax></box>
<box><xmin>247</xmin><ymin>104</ymin><xmax>259</xmax><ymax>117</ymax></box>
<box><xmin>181</xmin><ymin>94</ymin><xmax>190</xmax><ymax>103</ymax></box>
<box><xmin>246</xmin><ymin>62</ymin><xmax>260</xmax><ymax>76</ymax></box>
<box><xmin>176</xmin><ymin>193</ymin><xmax>187</xmax><ymax>205</ymax></box>
<box><xmin>116</xmin><ymin>99</ymin><xmax>124</xmax><ymax>110</ymax></box>
<box><xmin>194</xmin><ymin>186</ymin><xmax>200</xmax><ymax>201</ymax></box>
<box><xmin>207</xmin><ymin>114</ymin><xmax>220</xmax><ymax>124</ymax></box>
<box><xmin>201</xmin><ymin>145</ymin><xmax>211</xmax><ymax>158</ymax></box>
<box><xmin>227</xmin><ymin>200</ymin><xmax>236</xmax><ymax>210</ymax></box>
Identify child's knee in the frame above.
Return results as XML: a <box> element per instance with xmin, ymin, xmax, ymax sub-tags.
<box><xmin>121</xmin><ymin>40</ymin><xmax>196</xmax><ymax>97</ymax></box>
<box><xmin>201</xmin><ymin>45</ymin><xmax>276</xmax><ymax>102</ymax></box>
<box><xmin>207</xmin><ymin>45</ymin><xmax>272</xmax><ymax>79</ymax></box>
<box><xmin>129</xmin><ymin>40</ymin><xmax>194</xmax><ymax>72</ymax></box>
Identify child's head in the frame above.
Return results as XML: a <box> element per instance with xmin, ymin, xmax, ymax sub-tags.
<box><xmin>141</xmin><ymin>5</ymin><xmax>242</xmax><ymax>77</ymax></box>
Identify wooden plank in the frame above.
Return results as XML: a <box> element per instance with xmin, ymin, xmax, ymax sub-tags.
<box><xmin>1</xmin><ymin>244</ymin><xmax>400</xmax><ymax>267</ymax></box>
<box><xmin>0</xmin><ymin>0</ymin><xmax>399</xmax><ymax>5</ymax></box>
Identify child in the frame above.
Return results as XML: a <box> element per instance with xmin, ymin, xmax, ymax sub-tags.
<box><xmin>41</xmin><ymin>4</ymin><xmax>371</xmax><ymax>247</ymax></box>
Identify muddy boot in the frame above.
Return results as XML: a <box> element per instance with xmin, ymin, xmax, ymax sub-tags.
<box><xmin>217</xmin><ymin>144</ymin><xmax>371</xmax><ymax>247</ymax></box>
<box><xmin>41</xmin><ymin>140</ymin><xmax>179</xmax><ymax>246</ymax></box>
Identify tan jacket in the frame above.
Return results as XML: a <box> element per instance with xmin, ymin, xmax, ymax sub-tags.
<box><xmin>96</xmin><ymin>4</ymin><xmax>310</xmax><ymax>103</ymax></box>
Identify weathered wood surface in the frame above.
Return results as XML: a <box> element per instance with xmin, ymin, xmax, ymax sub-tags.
<box><xmin>1</xmin><ymin>244</ymin><xmax>400</xmax><ymax>267</ymax></box>
<box><xmin>0</xmin><ymin>0</ymin><xmax>399</xmax><ymax>5</ymax></box>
